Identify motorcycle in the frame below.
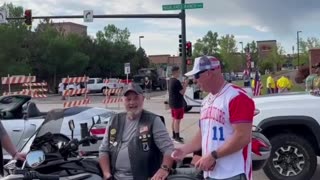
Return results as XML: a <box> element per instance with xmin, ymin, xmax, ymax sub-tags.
<box><xmin>3</xmin><ymin>113</ymin><xmax>271</xmax><ymax>180</ymax></box>
<box><xmin>3</xmin><ymin>118</ymin><xmax>104</xmax><ymax>180</ymax></box>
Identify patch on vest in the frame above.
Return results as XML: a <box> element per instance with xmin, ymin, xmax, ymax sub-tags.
<box><xmin>142</xmin><ymin>142</ymin><xmax>150</xmax><ymax>151</ymax></box>
<box><xmin>140</xmin><ymin>126</ymin><xmax>149</xmax><ymax>133</ymax></box>
<box><xmin>110</xmin><ymin>128</ymin><xmax>117</xmax><ymax>135</ymax></box>
<box><xmin>109</xmin><ymin>128</ymin><xmax>117</xmax><ymax>146</ymax></box>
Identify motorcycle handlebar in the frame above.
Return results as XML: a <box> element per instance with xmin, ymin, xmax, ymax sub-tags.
<box><xmin>61</xmin><ymin>136</ymin><xmax>99</xmax><ymax>153</ymax></box>
<box><xmin>79</xmin><ymin>135</ymin><xmax>99</xmax><ymax>145</ymax></box>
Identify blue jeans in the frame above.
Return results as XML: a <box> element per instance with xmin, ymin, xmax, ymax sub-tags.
<box><xmin>206</xmin><ymin>173</ymin><xmax>247</xmax><ymax>180</ymax></box>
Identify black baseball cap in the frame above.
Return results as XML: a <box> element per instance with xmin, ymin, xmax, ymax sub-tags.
<box><xmin>123</xmin><ymin>83</ymin><xmax>144</xmax><ymax>96</ymax></box>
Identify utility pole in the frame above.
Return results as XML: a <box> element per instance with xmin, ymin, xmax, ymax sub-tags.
<box><xmin>181</xmin><ymin>0</ymin><xmax>187</xmax><ymax>74</ymax></box>
<box><xmin>297</xmin><ymin>31</ymin><xmax>302</xmax><ymax>67</ymax></box>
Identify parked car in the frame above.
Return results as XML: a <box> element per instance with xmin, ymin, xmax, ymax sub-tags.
<box><xmin>253</xmin><ymin>92</ymin><xmax>320</xmax><ymax>180</ymax></box>
<box><xmin>0</xmin><ymin>94</ymin><xmax>115</xmax><ymax>161</ymax></box>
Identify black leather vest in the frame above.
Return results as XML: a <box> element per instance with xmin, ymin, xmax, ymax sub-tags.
<box><xmin>108</xmin><ymin>110</ymin><xmax>163</xmax><ymax>180</ymax></box>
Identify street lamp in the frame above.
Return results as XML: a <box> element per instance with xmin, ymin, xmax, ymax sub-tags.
<box><xmin>297</xmin><ymin>31</ymin><xmax>302</xmax><ymax>67</ymax></box>
<box><xmin>239</xmin><ymin>41</ymin><xmax>244</xmax><ymax>53</ymax></box>
<box><xmin>139</xmin><ymin>35</ymin><xmax>144</xmax><ymax>48</ymax></box>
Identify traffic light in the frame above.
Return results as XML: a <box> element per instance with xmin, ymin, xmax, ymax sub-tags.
<box><xmin>178</xmin><ymin>34</ymin><xmax>183</xmax><ymax>56</ymax></box>
<box><xmin>24</xmin><ymin>9</ymin><xmax>32</xmax><ymax>26</ymax></box>
<box><xmin>186</xmin><ymin>41</ymin><xmax>192</xmax><ymax>57</ymax></box>
<box><xmin>187</xmin><ymin>59</ymin><xmax>192</xmax><ymax>65</ymax></box>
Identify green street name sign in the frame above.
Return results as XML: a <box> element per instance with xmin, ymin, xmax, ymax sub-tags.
<box><xmin>162</xmin><ymin>3</ymin><xmax>203</xmax><ymax>11</ymax></box>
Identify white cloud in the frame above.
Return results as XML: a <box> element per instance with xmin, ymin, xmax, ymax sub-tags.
<box><xmin>253</xmin><ymin>26</ymin><xmax>270</xmax><ymax>33</ymax></box>
<box><xmin>234</xmin><ymin>35</ymin><xmax>254</xmax><ymax>40</ymax></box>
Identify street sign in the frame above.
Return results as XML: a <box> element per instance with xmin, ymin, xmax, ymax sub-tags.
<box><xmin>162</xmin><ymin>3</ymin><xmax>203</xmax><ymax>11</ymax></box>
<box><xmin>83</xmin><ymin>10</ymin><xmax>93</xmax><ymax>22</ymax></box>
<box><xmin>0</xmin><ymin>7</ymin><xmax>8</xmax><ymax>24</ymax></box>
<box><xmin>124</xmin><ymin>63</ymin><xmax>130</xmax><ymax>74</ymax></box>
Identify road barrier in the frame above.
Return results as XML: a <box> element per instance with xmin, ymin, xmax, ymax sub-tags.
<box><xmin>62</xmin><ymin>75</ymin><xmax>90</xmax><ymax>108</ymax></box>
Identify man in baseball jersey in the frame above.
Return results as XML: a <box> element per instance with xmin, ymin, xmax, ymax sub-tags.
<box><xmin>171</xmin><ymin>56</ymin><xmax>255</xmax><ymax>180</ymax></box>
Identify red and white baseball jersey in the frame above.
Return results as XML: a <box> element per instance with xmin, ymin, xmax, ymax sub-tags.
<box><xmin>200</xmin><ymin>83</ymin><xmax>255</xmax><ymax>180</ymax></box>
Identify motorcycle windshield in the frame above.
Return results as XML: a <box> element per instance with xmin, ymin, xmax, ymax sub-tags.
<box><xmin>19</xmin><ymin>106</ymin><xmax>115</xmax><ymax>152</ymax></box>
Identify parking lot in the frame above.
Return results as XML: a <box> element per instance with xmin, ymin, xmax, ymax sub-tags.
<box><xmin>31</xmin><ymin>91</ymin><xmax>320</xmax><ymax>180</ymax></box>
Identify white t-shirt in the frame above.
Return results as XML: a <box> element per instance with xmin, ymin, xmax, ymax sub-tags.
<box><xmin>200</xmin><ymin>83</ymin><xmax>255</xmax><ymax>180</ymax></box>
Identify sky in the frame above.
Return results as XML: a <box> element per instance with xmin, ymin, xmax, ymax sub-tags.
<box><xmin>4</xmin><ymin>0</ymin><xmax>320</xmax><ymax>56</ymax></box>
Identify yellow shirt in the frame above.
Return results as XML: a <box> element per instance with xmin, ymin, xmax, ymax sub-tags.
<box><xmin>313</xmin><ymin>76</ymin><xmax>320</xmax><ymax>89</ymax></box>
<box><xmin>277</xmin><ymin>76</ymin><xmax>290</xmax><ymax>89</ymax></box>
<box><xmin>266</xmin><ymin>76</ymin><xmax>275</xmax><ymax>88</ymax></box>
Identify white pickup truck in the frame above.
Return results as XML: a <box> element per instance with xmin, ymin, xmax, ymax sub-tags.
<box><xmin>253</xmin><ymin>92</ymin><xmax>320</xmax><ymax>180</ymax></box>
<box><xmin>86</xmin><ymin>78</ymin><xmax>124</xmax><ymax>94</ymax></box>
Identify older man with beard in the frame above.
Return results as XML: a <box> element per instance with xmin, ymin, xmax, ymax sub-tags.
<box><xmin>99</xmin><ymin>83</ymin><xmax>174</xmax><ymax>180</ymax></box>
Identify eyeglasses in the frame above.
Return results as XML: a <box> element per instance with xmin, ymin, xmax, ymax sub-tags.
<box><xmin>194</xmin><ymin>69</ymin><xmax>215</xmax><ymax>79</ymax></box>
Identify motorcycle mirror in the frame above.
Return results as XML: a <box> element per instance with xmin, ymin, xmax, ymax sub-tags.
<box><xmin>89</xmin><ymin>116</ymin><xmax>100</xmax><ymax>134</ymax></box>
<box><xmin>92</xmin><ymin>115</ymin><xmax>100</xmax><ymax>124</ymax></box>
<box><xmin>68</xmin><ymin>119</ymin><xmax>75</xmax><ymax>139</ymax></box>
<box><xmin>26</xmin><ymin>150</ymin><xmax>45</xmax><ymax>168</ymax></box>
<box><xmin>68</xmin><ymin>119</ymin><xmax>75</xmax><ymax>131</ymax></box>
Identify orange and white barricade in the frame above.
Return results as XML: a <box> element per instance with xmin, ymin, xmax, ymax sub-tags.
<box><xmin>64</xmin><ymin>98</ymin><xmax>91</xmax><ymax>108</ymax></box>
<box><xmin>1</xmin><ymin>74</ymin><xmax>36</xmax><ymax>96</ymax></box>
<box><xmin>62</xmin><ymin>76</ymin><xmax>90</xmax><ymax>108</ymax></box>
<box><xmin>103</xmin><ymin>87</ymin><xmax>123</xmax><ymax>109</ymax></box>
<box><xmin>22</xmin><ymin>82</ymin><xmax>48</xmax><ymax>98</ymax></box>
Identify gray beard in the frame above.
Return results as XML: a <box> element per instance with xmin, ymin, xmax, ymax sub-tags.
<box><xmin>127</xmin><ymin>108</ymin><xmax>142</xmax><ymax>120</ymax></box>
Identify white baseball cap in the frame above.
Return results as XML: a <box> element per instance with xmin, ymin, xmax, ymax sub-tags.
<box><xmin>184</xmin><ymin>56</ymin><xmax>221</xmax><ymax>76</ymax></box>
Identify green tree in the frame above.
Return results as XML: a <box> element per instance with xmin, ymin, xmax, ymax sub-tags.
<box><xmin>93</xmin><ymin>25</ymin><xmax>136</xmax><ymax>77</ymax></box>
<box><xmin>3</xmin><ymin>3</ymin><xmax>25</xmax><ymax>28</ymax></box>
<box><xmin>218</xmin><ymin>34</ymin><xmax>238</xmax><ymax>72</ymax></box>
<box><xmin>0</xmin><ymin>23</ymin><xmax>31</xmax><ymax>76</ymax></box>
<box><xmin>193</xmin><ymin>31</ymin><xmax>219</xmax><ymax>57</ymax></box>
<box><xmin>131</xmin><ymin>48</ymin><xmax>149</xmax><ymax>74</ymax></box>
<box><xmin>245</xmin><ymin>41</ymin><xmax>259</xmax><ymax>66</ymax></box>
<box><xmin>293</xmin><ymin>37</ymin><xmax>320</xmax><ymax>66</ymax></box>
<box><xmin>261</xmin><ymin>44</ymin><xmax>286</xmax><ymax>71</ymax></box>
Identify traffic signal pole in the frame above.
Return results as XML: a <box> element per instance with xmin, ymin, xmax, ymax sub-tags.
<box><xmin>181</xmin><ymin>0</ymin><xmax>187</xmax><ymax>74</ymax></box>
<box><xmin>7</xmin><ymin>4</ymin><xmax>188</xmax><ymax>73</ymax></box>
<box><xmin>7</xmin><ymin>13</ymin><xmax>181</xmax><ymax>20</ymax></box>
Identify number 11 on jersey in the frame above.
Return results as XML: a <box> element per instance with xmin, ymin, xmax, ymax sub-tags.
<box><xmin>212</xmin><ymin>126</ymin><xmax>225</xmax><ymax>141</ymax></box>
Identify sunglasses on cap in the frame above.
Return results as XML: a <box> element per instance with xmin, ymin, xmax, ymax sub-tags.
<box><xmin>194</xmin><ymin>69</ymin><xmax>215</xmax><ymax>79</ymax></box>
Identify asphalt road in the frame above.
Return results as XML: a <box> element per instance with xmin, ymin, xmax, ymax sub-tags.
<box><xmin>32</xmin><ymin>91</ymin><xmax>320</xmax><ymax>180</ymax></box>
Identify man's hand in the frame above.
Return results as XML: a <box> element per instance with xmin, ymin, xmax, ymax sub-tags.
<box><xmin>14</xmin><ymin>152</ymin><xmax>26</xmax><ymax>161</ymax></box>
<box><xmin>103</xmin><ymin>172</ymin><xmax>112</xmax><ymax>180</ymax></box>
<box><xmin>151</xmin><ymin>168</ymin><xmax>169</xmax><ymax>180</ymax></box>
<box><xmin>194</xmin><ymin>154</ymin><xmax>216</xmax><ymax>171</ymax></box>
<box><xmin>171</xmin><ymin>148</ymin><xmax>187</xmax><ymax>161</ymax></box>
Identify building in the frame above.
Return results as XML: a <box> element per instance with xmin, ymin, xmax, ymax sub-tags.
<box><xmin>256</xmin><ymin>40</ymin><xmax>277</xmax><ymax>59</ymax></box>
<box><xmin>38</xmin><ymin>22</ymin><xmax>87</xmax><ymax>37</ymax></box>
<box><xmin>309</xmin><ymin>48</ymin><xmax>320</xmax><ymax>74</ymax></box>
<box><xmin>148</xmin><ymin>54</ymin><xmax>182</xmax><ymax>67</ymax></box>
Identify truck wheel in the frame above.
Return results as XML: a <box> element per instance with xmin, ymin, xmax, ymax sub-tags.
<box><xmin>101</xmin><ymin>87</ymin><xmax>106</xmax><ymax>94</ymax></box>
<box><xmin>263</xmin><ymin>133</ymin><xmax>317</xmax><ymax>180</ymax></box>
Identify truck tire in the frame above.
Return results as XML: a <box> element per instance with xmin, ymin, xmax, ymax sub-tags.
<box><xmin>263</xmin><ymin>133</ymin><xmax>317</xmax><ymax>180</ymax></box>
<box><xmin>101</xmin><ymin>87</ymin><xmax>106</xmax><ymax>94</ymax></box>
